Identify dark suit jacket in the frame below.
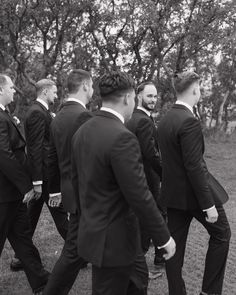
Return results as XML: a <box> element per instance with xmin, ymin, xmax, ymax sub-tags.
<box><xmin>0</xmin><ymin>108</ymin><xmax>32</xmax><ymax>203</ymax></box>
<box><xmin>48</xmin><ymin>101</ymin><xmax>92</xmax><ymax>213</ymax></box>
<box><xmin>71</xmin><ymin>110</ymin><xmax>170</xmax><ymax>268</ymax></box>
<box><xmin>24</xmin><ymin>101</ymin><xmax>52</xmax><ymax>182</ymax></box>
<box><xmin>126</xmin><ymin>108</ymin><xmax>162</xmax><ymax>199</ymax></box>
<box><xmin>158</xmin><ymin>104</ymin><xmax>228</xmax><ymax>211</ymax></box>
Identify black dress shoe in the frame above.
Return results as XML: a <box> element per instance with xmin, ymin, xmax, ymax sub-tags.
<box><xmin>33</xmin><ymin>270</ymin><xmax>50</xmax><ymax>294</ymax></box>
<box><xmin>10</xmin><ymin>257</ymin><xmax>24</xmax><ymax>271</ymax></box>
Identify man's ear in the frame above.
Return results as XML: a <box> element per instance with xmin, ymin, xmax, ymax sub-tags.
<box><xmin>43</xmin><ymin>88</ymin><xmax>48</xmax><ymax>96</ymax></box>
<box><xmin>83</xmin><ymin>81</ymin><xmax>88</xmax><ymax>92</ymax></box>
<box><xmin>0</xmin><ymin>86</ymin><xmax>3</xmax><ymax>95</ymax></box>
<box><xmin>123</xmin><ymin>93</ymin><xmax>129</xmax><ymax>106</ymax></box>
<box><xmin>136</xmin><ymin>93</ymin><xmax>142</xmax><ymax>104</ymax></box>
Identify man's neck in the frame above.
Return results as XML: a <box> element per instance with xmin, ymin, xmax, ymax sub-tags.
<box><xmin>37</xmin><ymin>97</ymin><xmax>49</xmax><ymax>109</ymax></box>
<box><xmin>101</xmin><ymin>103</ymin><xmax>125</xmax><ymax>122</ymax></box>
<box><xmin>176</xmin><ymin>95</ymin><xmax>194</xmax><ymax>108</ymax></box>
<box><xmin>68</xmin><ymin>94</ymin><xmax>87</xmax><ymax>105</ymax></box>
<box><xmin>0</xmin><ymin>103</ymin><xmax>6</xmax><ymax>111</ymax></box>
<box><xmin>137</xmin><ymin>106</ymin><xmax>151</xmax><ymax>116</ymax></box>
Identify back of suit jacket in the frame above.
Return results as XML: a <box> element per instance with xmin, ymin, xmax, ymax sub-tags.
<box><xmin>24</xmin><ymin>101</ymin><xmax>52</xmax><ymax>182</ymax></box>
<box><xmin>158</xmin><ymin>104</ymin><xmax>228</xmax><ymax>211</ymax></box>
<box><xmin>126</xmin><ymin>108</ymin><xmax>161</xmax><ymax>198</ymax></box>
<box><xmin>71</xmin><ymin>110</ymin><xmax>170</xmax><ymax>268</ymax></box>
<box><xmin>0</xmin><ymin>109</ymin><xmax>32</xmax><ymax>202</ymax></box>
<box><xmin>48</xmin><ymin>101</ymin><xmax>92</xmax><ymax>213</ymax></box>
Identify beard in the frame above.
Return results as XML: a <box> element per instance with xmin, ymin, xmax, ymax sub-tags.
<box><xmin>142</xmin><ymin>100</ymin><xmax>155</xmax><ymax>111</ymax></box>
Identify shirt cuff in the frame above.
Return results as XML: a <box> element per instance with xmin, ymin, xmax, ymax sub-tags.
<box><xmin>157</xmin><ymin>237</ymin><xmax>171</xmax><ymax>249</ymax></box>
<box><xmin>33</xmin><ymin>181</ymin><xmax>43</xmax><ymax>185</ymax></box>
<box><xmin>203</xmin><ymin>205</ymin><xmax>215</xmax><ymax>212</ymax></box>
<box><xmin>49</xmin><ymin>193</ymin><xmax>61</xmax><ymax>197</ymax></box>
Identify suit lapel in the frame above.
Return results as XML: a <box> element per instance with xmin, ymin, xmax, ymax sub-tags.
<box><xmin>34</xmin><ymin>100</ymin><xmax>52</xmax><ymax>122</ymax></box>
<box><xmin>0</xmin><ymin>109</ymin><xmax>25</xmax><ymax>141</ymax></box>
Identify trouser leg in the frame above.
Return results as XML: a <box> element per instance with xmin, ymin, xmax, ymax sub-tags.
<box><xmin>43</xmin><ymin>213</ymin><xmax>86</xmax><ymax>295</ymax></box>
<box><xmin>192</xmin><ymin>206</ymin><xmax>231</xmax><ymax>294</ymax></box>
<box><xmin>127</xmin><ymin>251</ymin><xmax>148</xmax><ymax>295</ymax></box>
<box><xmin>92</xmin><ymin>264</ymin><xmax>132</xmax><ymax>295</ymax></box>
<box><xmin>43</xmin><ymin>181</ymin><xmax>68</xmax><ymax>240</ymax></box>
<box><xmin>165</xmin><ymin>208</ymin><xmax>192</xmax><ymax>295</ymax></box>
<box><xmin>7</xmin><ymin>202</ymin><xmax>49</xmax><ymax>291</ymax></box>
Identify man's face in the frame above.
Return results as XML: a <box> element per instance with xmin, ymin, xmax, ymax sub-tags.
<box><xmin>140</xmin><ymin>84</ymin><xmax>158</xmax><ymax>111</ymax></box>
<box><xmin>47</xmin><ymin>85</ymin><xmax>58</xmax><ymax>104</ymax></box>
<box><xmin>1</xmin><ymin>76</ymin><xmax>16</xmax><ymax>105</ymax></box>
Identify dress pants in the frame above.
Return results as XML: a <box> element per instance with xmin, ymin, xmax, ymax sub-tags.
<box><xmin>43</xmin><ymin>213</ymin><xmax>86</xmax><ymax>295</ymax></box>
<box><xmin>92</xmin><ymin>264</ymin><xmax>133</xmax><ymax>295</ymax></box>
<box><xmin>27</xmin><ymin>181</ymin><xmax>68</xmax><ymax>239</ymax></box>
<box><xmin>166</xmin><ymin>206</ymin><xmax>231</xmax><ymax>295</ymax></box>
<box><xmin>92</xmin><ymin>251</ymin><xmax>148</xmax><ymax>295</ymax></box>
<box><xmin>0</xmin><ymin>200</ymin><xmax>49</xmax><ymax>292</ymax></box>
<box><xmin>127</xmin><ymin>251</ymin><xmax>149</xmax><ymax>295</ymax></box>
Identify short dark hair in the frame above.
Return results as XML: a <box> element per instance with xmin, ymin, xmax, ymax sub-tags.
<box><xmin>99</xmin><ymin>71</ymin><xmax>135</xmax><ymax>102</ymax></box>
<box><xmin>173</xmin><ymin>71</ymin><xmax>200</xmax><ymax>94</ymax></box>
<box><xmin>137</xmin><ymin>81</ymin><xmax>156</xmax><ymax>95</ymax></box>
<box><xmin>67</xmin><ymin>69</ymin><xmax>91</xmax><ymax>93</ymax></box>
<box><xmin>0</xmin><ymin>74</ymin><xmax>8</xmax><ymax>87</ymax></box>
<box><xmin>36</xmin><ymin>79</ymin><xmax>56</xmax><ymax>96</ymax></box>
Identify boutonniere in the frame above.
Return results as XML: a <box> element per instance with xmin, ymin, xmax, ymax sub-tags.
<box><xmin>50</xmin><ymin>112</ymin><xmax>56</xmax><ymax>118</ymax></box>
<box><xmin>13</xmin><ymin>116</ymin><xmax>20</xmax><ymax>125</ymax></box>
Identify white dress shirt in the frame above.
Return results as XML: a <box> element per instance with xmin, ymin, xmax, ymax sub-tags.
<box><xmin>66</xmin><ymin>98</ymin><xmax>86</xmax><ymax>109</ymax></box>
<box><xmin>100</xmin><ymin>107</ymin><xmax>125</xmax><ymax>124</ymax></box>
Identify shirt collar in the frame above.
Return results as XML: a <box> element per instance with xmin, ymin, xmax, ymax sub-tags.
<box><xmin>137</xmin><ymin>106</ymin><xmax>151</xmax><ymax>117</ymax></box>
<box><xmin>0</xmin><ymin>104</ymin><xmax>6</xmax><ymax>111</ymax></box>
<box><xmin>36</xmin><ymin>98</ymin><xmax>49</xmax><ymax>110</ymax></box>
<box><xmin>175</xmin><ymin>100</ymin><xmax>193</xmax><ymax>114</ymax></box>
<box><xmin>66</xmin><ymin>98</ymin><xmax>86</xmax><ymax>109</ymax></box>
<box><xmin>100</xmin><ymin>107</ymin><xmax>124</xmax><ymax>124</ymax></box>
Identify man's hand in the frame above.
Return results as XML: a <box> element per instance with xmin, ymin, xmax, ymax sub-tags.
<box><xmin>205</xmin><ymin>206</ymin><xmax>218</xmax><ymax>223</ymax></box>
<box><xmin>33</xmin><ymin>184</ymin><xmax>42</xmax><ymax>200</ymax></box>
<box><xmin>48</xmin><ymin>194</ymin><xmax>62</xmax><ymax>208</ymax></box>
<box><xmin>22</xmin><ymin>188</ymin><xmax>35</xmax><ymax>204</ymax></box>
<box><xmin>163</xmin><ymin>237</ymin><xmax>176</xmax><ymax>260</ymax></box>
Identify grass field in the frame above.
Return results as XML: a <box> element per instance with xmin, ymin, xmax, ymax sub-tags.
<box><xmin>0</xmin><ymin>140</ymin><xmax>236</xmax><ymax>295</ymax></box>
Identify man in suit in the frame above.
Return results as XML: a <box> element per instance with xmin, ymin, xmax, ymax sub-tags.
<box><xmin>71</xmin><ymin>71</ymin><xmax>176</xmax><ymax>295</ymax></box>
<box><xmin>126</xmin><ymin>82</ymin><xmax>165</xmax><ymax>269</ymax></box>
<box><xmin>24</xmin><ymin>78</ymin><xmax>68</xmax><ymax>238</ymax></box>
<box><xmin>43</xmin><ymin>69</ymin><xmax>94</xmax><ymax>295</ymax></box>
<box><xmin>158</xmin><ymin>71</ymin><xmax>231</xmax><ymax>295</ymax></box>
<box><xmin>10</xmin><ymin>79</ymin><xmax>69</xmax><ymax>270</ymax></box>
<box><xmin>0</xmin><ymin>74</ymin><xmax>49</xmax><ymax>294</ymax></box>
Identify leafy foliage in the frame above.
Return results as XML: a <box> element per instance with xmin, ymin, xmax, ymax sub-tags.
<box><xmin>0</xmin><ymin>0</ymin><xmax>235</xmax><ymax>128</ymax></box>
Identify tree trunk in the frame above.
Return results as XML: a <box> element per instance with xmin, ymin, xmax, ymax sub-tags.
<box><xmin>217</xmin><ymin>90</ymin><xmax>229</xmax><ymax>129</ymax></box>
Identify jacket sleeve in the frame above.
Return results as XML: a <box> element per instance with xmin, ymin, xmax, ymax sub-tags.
<box><xmin>180</xmin><ymin>117</ymin><xmax>215</xmax><ymax>210</ymax></box>
<box><xmin>25</xmin><ymin>111</ymin><xmax>45</xmax><ymax>182</ymax></box>
<box><xmin>110</xmin><ymin>131</ymin><xmax>170</xmax><ymax>247</ymax></box>
<box><xmin>136</xmin><ymin>117</ymin><xmax>162</xmax><ymax>177</ymax></box>
<box><xmin>71</xmin><ymin>137</ymin><xmax>81</xmax><ymax>216</ymax></box>
<box><xmin>48</xmin><ymin>125</ymin><xmax>61</xmax><ymax>194</ymax></box>
<box><xmin>0</xmin><ymin>119</ymin><xmax>32</xmax><ymax>195</ymax></box>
